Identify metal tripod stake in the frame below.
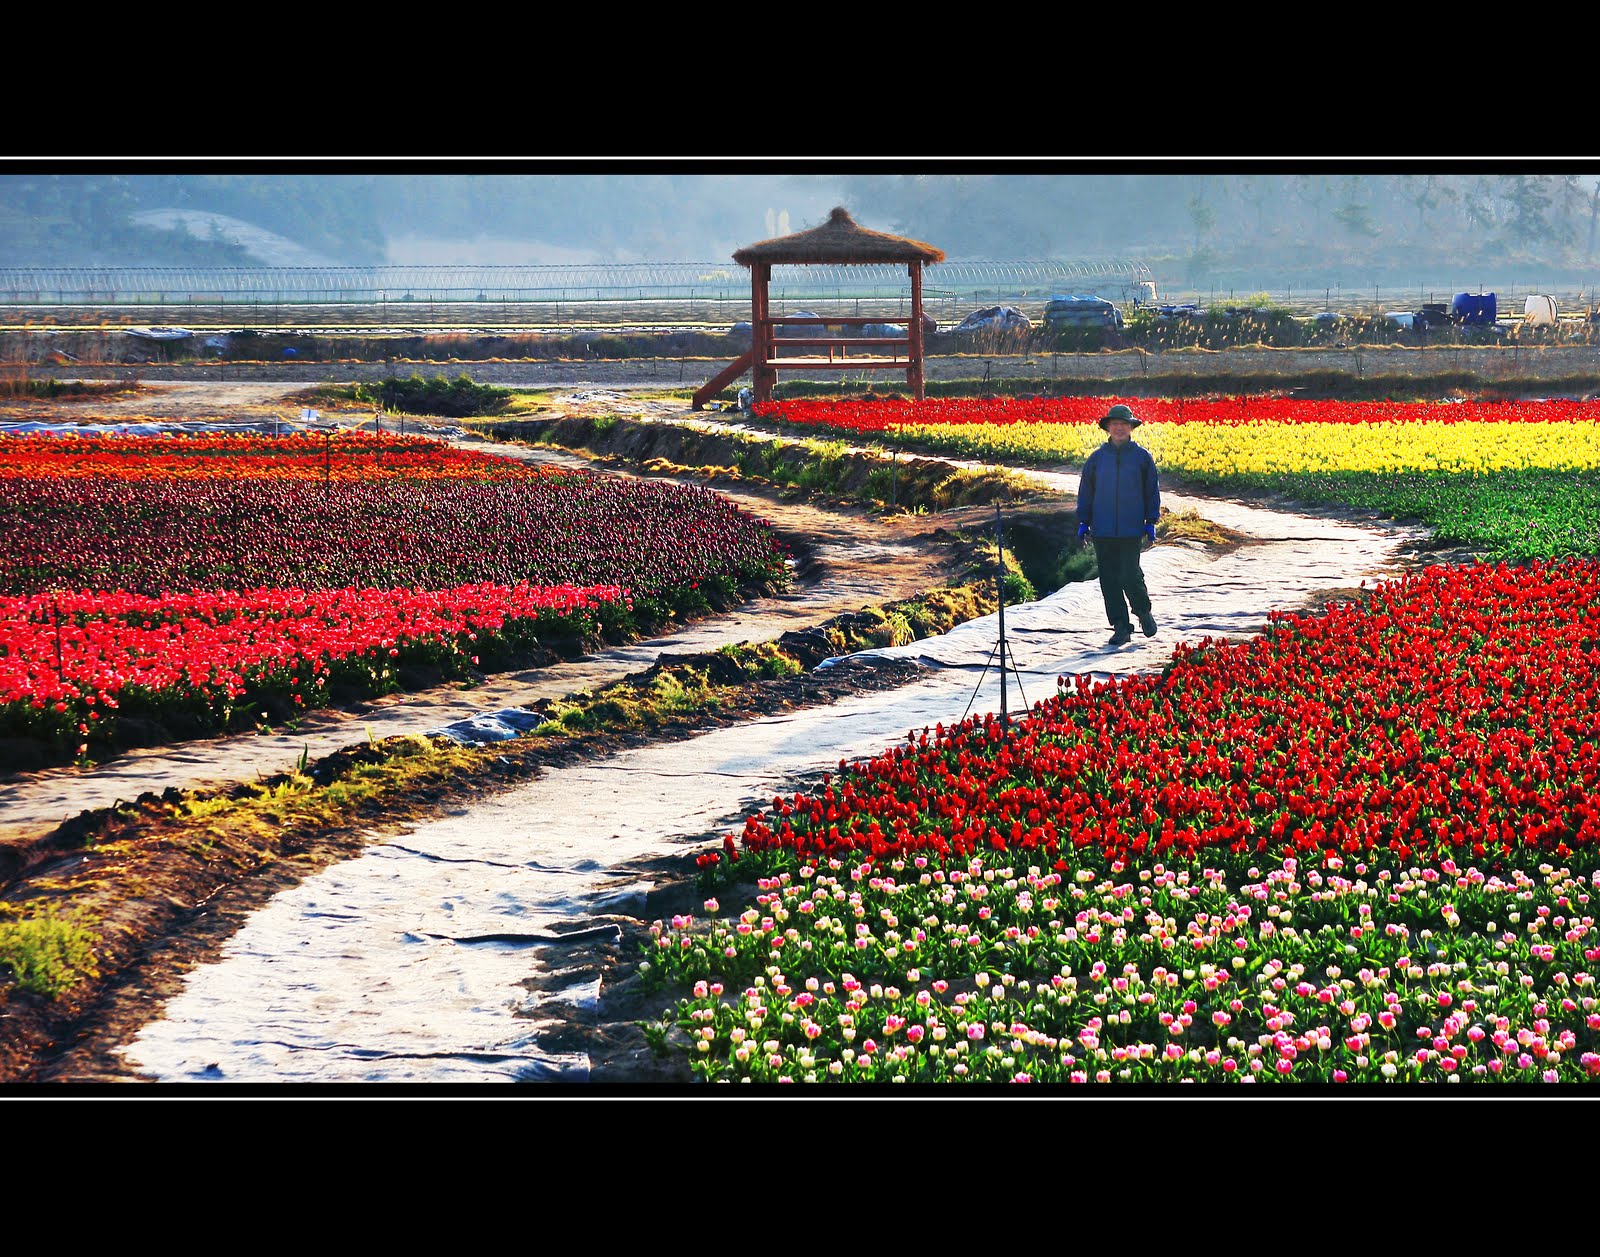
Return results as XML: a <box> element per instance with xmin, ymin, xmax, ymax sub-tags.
<box><xmin>960</xmin><ymin>505</ymin><xmax>1030</xmax><ymax>728</ymax></box>
<box><xmin>996</xmin><ymin>504</ymin><xmax>1007</xmax><ymax>723</ymax></box>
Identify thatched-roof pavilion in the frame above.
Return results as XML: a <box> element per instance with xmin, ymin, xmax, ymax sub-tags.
<box><xmin>693</xmin><ymin>207</ymin><xmax>946</xmax><ymax>410</ymax></box>
<box><xmin>732</xmin><ymin>206</ymin><xmax>946</xmax><ymax>267</ymax></box>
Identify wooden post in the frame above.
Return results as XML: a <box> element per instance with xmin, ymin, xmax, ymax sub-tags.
<box><xmin>751</xmin><ymin>263</ymin><xmax>773</xmax><ymax>405</ymax></box>
<box><xmin>909</xmin><ymin>261</ymin><xmax>925</xmax><ymax>400</ymax></box>
<box><xmin>746</xmin><ymin>264</ymin><xmax>758</xmax><ymax>403</ymax></box>
<box><xmin>762</xmin><ymin>263</ymin><xmax>778</xmax><ymax>403</ymax></box>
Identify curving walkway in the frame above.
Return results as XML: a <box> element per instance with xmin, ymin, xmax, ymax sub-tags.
<box><xmin>114</xmin><ymin>489</ymin><xmax>1427</xmax><ymax>1083</ymax></box>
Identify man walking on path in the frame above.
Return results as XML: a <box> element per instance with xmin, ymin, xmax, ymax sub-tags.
<box><xmin>1075</xmin><ymin>403</ymin><xmax>1161</xmax><ymax>647</ymax></box>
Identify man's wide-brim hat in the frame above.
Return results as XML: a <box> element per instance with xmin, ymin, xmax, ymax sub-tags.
<box><xmin>1099</xmin><ymin>403</ymin><xmax>1142</xmax><ymax>431</ymax></box>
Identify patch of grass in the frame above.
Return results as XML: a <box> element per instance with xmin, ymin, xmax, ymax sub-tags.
<box><xmin>929</xmin><ymin>466</ymin><xmax>1046</xmax><ymax>511</ymax></box>
<box><xmin>996</xmin><ymin>517</ymin><xmax>1093</xmax><ymax>594</ymax></box>
<box><xmin>821</xmin><ymin>606</ymin><xmax>917</xmax><ymax>652</ymax></box>
<box><xmin>1002</xmin><ymin>570</ymin><xmax>1037</xmax><ymax>605</ymax></box>
<box><xmin>732</xmin><ymin>436</ymin><xmax>785</xmax><ymax>480</ymax></box>
<box><xmin>717</xmin><ymin>642</ymin><xmax>804</xmax><ymax>680</ymax></box>
<box><xmin>749</xmin><ymin>437</ymin><xmax>850</xmax><ymax>495</ymax></box>
<box><xmin>1054</xmin><ymin>546</ymin><xmax>1099</xmax><ymax>586</ymax></box>
<box><xmin>862</xmin><ymin>584</ymin><xmax>998</xmax><ymax>647</ymax></box>
<box><xmin>966</xmin><ymin>530</ymin><xmax>1034</xmax><ymax>590</ymax></box>
<box><xmin>537</xmin><ymin>664</ymin><xmax>724</xmax><ymax>737</ymax></box>
<box><xmin>647</xmin><ymin>669</ymin><xmax>709</xmax><ymax>718</ymax></box>
<box><xmin>640</xmin><ymin>456</ymin><xmax>744</xmax><ymax>481</ymax></box>
<box><xmin>0</xmin><ymin>373</ymin><xmax>130</xmax><ymax>401</ymax></box>
<box><xmin>347</xmin><ymin>373</ymin><xmax>516</xmax><ymax>418</ymax></box>
<box><xmin>484</xmin><ymin>412</ymin><xmax>1055</xmax><ymax>518</ymax></box>
<box><xmin>1158</xmin><ymin>506</ymin><xmax>1251</xmax><ymax>546</ymax></box>
<box><xmin>1192</xmin><ymin>467</ymin><xmax>1600</xmax><ymax>561</ymax></box>
<box><xmin>0</xmin><ymin>902</ymin><xmax>100</xmax><ymax>998</ymax></box>
<box><xmin>862</xmin><ymin>464</ymin><xmax>899</xmax><ymax>503</ymax></box>
<box><xmin>149</xmin><ymin>734</ymin><xmax>473</xmax><ymax>846</ymax></box>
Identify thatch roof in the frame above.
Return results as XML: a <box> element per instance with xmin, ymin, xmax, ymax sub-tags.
<box><xmin>732</xmin><ymin>206</ymin><xmax>945</xmax><ymax>267</ymax></box>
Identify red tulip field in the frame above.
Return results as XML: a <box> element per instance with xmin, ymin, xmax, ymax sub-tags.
<box><xmin>0</xmin><ymin>430</ymin><xmax>790</xmax><ymax>760</ymax></box>
<box><xmin>646</xmin><ymin>558</ymin><xmax>1600</xmax><ymax>1084</ymax></box>
<box><xmin>729</xmin><ymin>559</ymin><xmax>1600</xmax><ymax>870</ymax></box>
<box><xmin>639</xmin><ymin>395</ymin><xmax>1600</xmax><ymax>1085</ymax></box>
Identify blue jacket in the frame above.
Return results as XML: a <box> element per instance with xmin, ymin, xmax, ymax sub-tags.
<box><xmin>1076</xmin><ymin>440</ymin><xmax>1160</xmax><ymax>538</ymax></box>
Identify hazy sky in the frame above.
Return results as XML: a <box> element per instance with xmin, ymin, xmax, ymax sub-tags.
<box><xmin>8</xmin><ymin>164</ymin><xmax>1600</xmax><ymax>283</ymax></box>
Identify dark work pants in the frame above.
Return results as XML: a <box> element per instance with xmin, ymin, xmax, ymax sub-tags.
<box><xmin>1092</xmin><ymin>536</ymin><xmax>1152</xmax><ymax>630</ymax></box>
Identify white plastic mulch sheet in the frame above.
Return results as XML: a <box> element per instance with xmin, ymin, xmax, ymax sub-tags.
<box><xmin>0</xmin><ymin>421</ymin><xmax>308</xmax><ymax>436</ymax></box>
<box><xmin>116</xmin><ymin>495</ymin><xmax>1424</xmax><ymax>1085</ymax></box>
<box><xmin>844</xmin><ymin>488</ymin><xmax>1418</xmax><ymax>679</ymax></box>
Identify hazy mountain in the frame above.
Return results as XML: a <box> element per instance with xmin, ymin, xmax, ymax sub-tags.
<box><xmin>3</xmin><ymin>168</ymin><xmax>1598</xmax><ymax>291</ymax></box>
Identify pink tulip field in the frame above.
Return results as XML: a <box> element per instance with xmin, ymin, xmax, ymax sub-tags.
<box><xmin>641</xmin><ymin>395</ymin><xmax>1600</xmax><ymax>1086</ymax></box>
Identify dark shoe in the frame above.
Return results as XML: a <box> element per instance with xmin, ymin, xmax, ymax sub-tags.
<box><xmin>1108</xmin><ymin>627</ymin><xmax>1133</xmax><ymax>647</ymax></box>
<box><xmin>1138</xmin><ymin>612</ymin><xmax>1157</xmax><ymax>637</ymax></box>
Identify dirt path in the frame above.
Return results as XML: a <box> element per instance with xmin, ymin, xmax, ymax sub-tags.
<box><xmin>9</xmin><ymin>381</ymin><xmax>325</xmax><ymax>421</ymax></box>
<box><xmin>25</xmin><ymin>342</ymin><xmax>1600</xmax><ymax>390</ymax></box>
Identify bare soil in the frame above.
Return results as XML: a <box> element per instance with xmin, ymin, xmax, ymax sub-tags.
<box><xmin>19</xmin><ymin>339</ymin><xmax>1600</xmax><ymax>390</ymax></box>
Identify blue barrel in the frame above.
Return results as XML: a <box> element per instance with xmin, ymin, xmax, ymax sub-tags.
<box><xmin>1451</xmin><ymin>292</ymin><xmax>1497</xmax><ymax>325</ymax></box>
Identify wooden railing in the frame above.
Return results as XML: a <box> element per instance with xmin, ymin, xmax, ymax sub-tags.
<box><xmin>758</xmin><ymin>315</ymin><xmax>912</xmax><ymax>368</ymax></box>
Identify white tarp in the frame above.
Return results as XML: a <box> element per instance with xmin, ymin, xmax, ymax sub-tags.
<box><xmin>123</xmin><ymin>326</ymin><xmax>194</xmax><ymax>341</ymax></box>
<box><xmin>1524</xmin><ymin>295</ymin><xmax>1558</xmax><ymax>325</ymax></box>
<box><xmin>0</xmin><ymin>420</ymin><xmax>307</xmax><ymax>437</ymax></box>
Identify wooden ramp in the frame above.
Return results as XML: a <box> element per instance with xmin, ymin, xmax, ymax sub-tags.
<box><xmin>692</xmin><ymin>349</ymin><xmax>753</xmax><ymax>411</ymax></box>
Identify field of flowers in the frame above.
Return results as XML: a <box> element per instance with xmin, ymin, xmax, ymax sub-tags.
<box><xmin>753</xmin><ymin>396</ymin><xmax>1600</xmax><ymax>561</ymax></box>
<box><xmin>645</xmin><ymin>559</ymin><xmax>1600</xmax><ymax>1084</ymax></box>
<box><xmin>0</xmin><ymin>432</ymin><xmax>536</xmax><ymax>483</ymax></box>
<box><xmin>1</xmin><ymin>431</ymin><xmax>789</xmax><ymax>758</ymax></box>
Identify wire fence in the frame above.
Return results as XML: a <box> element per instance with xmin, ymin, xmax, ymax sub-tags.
<box><xmin>0</xmin><ymin>262</ymin><xmax>1593</xmax><ymax>330</ymax></box>
<box><xmin>0</xmin><ymin>259</ymin><xmax>1152</xmax><ymax>304</ymax></box>
<box><xmin>0</xmin><ymin>260</ymin><xmax>1155</xmax><ymax>330</ymax></box>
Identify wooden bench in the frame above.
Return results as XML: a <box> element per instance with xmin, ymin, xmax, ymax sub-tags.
<box><xmin>765</xmin><ymin>317</ymin><xmax>912</xmax><ymax>364</ymax></box>
<box><xmin>770</xmin><ymin>333</ymin><xmax>909</xmax><ymax>366</ymax></box>
<box><xmin>764</xmin><ymin>356</ymin><xmax>909</xmax><ymax>369</ymax></box>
